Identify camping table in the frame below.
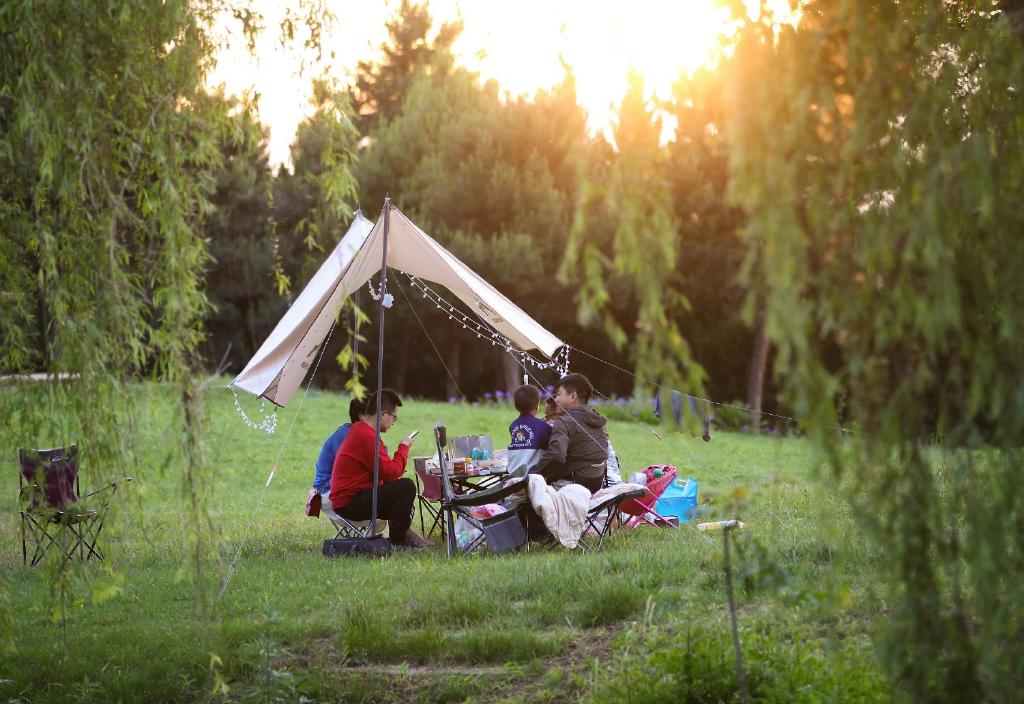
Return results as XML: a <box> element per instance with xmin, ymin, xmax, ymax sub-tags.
<box><xmin>427</xmin><ymin>459</ymin><xmax>510</xmax><ymax>492</ymax></box>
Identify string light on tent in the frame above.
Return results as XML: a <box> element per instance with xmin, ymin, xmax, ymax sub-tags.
<box><xmin>404</xmin><ymin>274</ymin><xmax>570</xmax><ymax>375</ymax></box>
<box><xmin>367</xmin><ymin>275</ymin><xmax>394</xmax><ymax>308</ymax></box>
<box><xmin>231</xmin><ymin>387</ymin><xmax>278</xmax><ymax>434</ymax></box>
<box><xmin>366</xmin><ymin>274</ymin><xmax>393</xmax><ymax>306</ymax></box>
<box><xmin>366</xmin><ymin>275</ymin><xmax>383</xmax><ymax>301</ymax></box>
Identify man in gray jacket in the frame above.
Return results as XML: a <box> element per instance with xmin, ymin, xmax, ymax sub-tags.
<box><xmin>530</xmin><ymin>373</ymin><xmax>609</xmax><ymax>493</ymax></box>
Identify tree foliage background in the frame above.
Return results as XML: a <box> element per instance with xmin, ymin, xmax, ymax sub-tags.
<box><xmin>727</xmin><ymin>1</ymin><xmax>1024</xmax><ymax>699</ymax></box>
<box><xmin>0</xmin><ymin>0</ymin><xmax>340</xmax><ymax>637</ymax></box>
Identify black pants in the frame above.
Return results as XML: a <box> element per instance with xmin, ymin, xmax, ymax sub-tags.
<box><xmin>569</xmin><ymin>472</ymin><xmax>603</xmax><ymax>494</ymax></box>
<box><xmin>335</xmin><ymin>478</ymin><xmax>415</xmax><ymax>543</ymax></box>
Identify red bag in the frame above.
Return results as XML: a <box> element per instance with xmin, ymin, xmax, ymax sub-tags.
<box><xmin>305</xmin><ymin>489</ymin><xmax>322</xmax><ymax>517</ymax></box>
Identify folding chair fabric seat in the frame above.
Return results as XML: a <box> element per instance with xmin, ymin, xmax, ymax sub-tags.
<box><xmin>413</xmin><ymin>464</ymin><xmax>446</xmax><ymax>541</ymax></box>
<box><xmin>320</xmin><ymin>498</ymin><xmax>386</xmax><ymax>540</ymax></box>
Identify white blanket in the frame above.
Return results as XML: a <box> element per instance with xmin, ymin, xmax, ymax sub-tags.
<box><xmin>527</xmin><ymin>475</ymin><xmax>591</xmax><ymax>548</ymax></box>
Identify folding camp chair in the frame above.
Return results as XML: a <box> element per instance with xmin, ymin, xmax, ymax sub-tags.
<box><xmin>319</xmin><ymin>498</ymin><xmax>387</xmax><ymax>540</ymax></box>
<box><xmin>413</xmin><ymin>463</ymin><xmax>446</xmax><ymax>542</ymax></box>
<box><xmin>434</xmin><ymin>425</ymin><xmax>528</xmax><ymax>557</ymax></box>
<box><xmin>620</xmin><ymin>465</ymin><xmax>679</xmax><ymax>529</ymax></box>
<box><xmin>18</xmin><ymin>445</ymin><xmax>126</xmax><ymax>566</ymax></box>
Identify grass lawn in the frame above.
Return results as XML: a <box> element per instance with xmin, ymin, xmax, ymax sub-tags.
<box><xmin>1</xmin><ymin>382</ymin><xmax>892</xmax><ymax>703</ymax></box>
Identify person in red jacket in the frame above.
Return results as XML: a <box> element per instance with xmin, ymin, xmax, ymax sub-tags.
<box><xmin>329</xmin><ymin>388</ymin><xmax>419</xmax><ymax>547</ymax></box>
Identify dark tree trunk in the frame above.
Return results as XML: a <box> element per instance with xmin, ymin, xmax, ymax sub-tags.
<box><xmin>394</xmin><ymin>337</ymin><xmax>409</xmax><ymax>393</ymax></box>
<box><xmin>500</xmin><ymin>352</ymin><xmax>521</xmax><ymax>394</ymax></box>
<box><xmin>1001</xmin><ymin>1</ymin><xmax>1024</xmax><ymax>40</ymax></box>
<box><xmin>445</xmin><ymin>338</ymin><xmax>461</xmax><ymax>400</ymax></box>
<box><xmin>746</xmin><ymin>302</ymin><xmax>769</xmax><ymax>434</ymax></box>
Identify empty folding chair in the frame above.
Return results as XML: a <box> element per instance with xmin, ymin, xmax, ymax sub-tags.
<box><xmin>620</xmin><ymin>465</ymin><xmax>679</xmax><ymax>529</ymax></box>
<box><xmin>433</xmin><ymin>425</ymin><xmax>529</xmax><ymax>557</ymax></box>
<box><xmin>413</xmin><ymin>463</ymin><xmax>446</xmax><ymax>541</ymax></box>
<box><xmin>18</xmin><ymin>445</ymin><xmax>127</xmax><ymax>566</ymax></box>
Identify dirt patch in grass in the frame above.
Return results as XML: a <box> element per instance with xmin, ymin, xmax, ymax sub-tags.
<box><xmin>268</xmin><ymin>624</ymin><xmax>624</xmax><ymax>703</ymax></box>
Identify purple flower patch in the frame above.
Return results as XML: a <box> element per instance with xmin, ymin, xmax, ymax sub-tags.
<box><xmin>483</xmin><ymin>392</ymin><xmax>493</xmax><ymax>400</ymax></box>
<box><xmin>495</xmin><ymin>390</ymin><xmax>506</xmax><ymax>399</ymax></box>
<box><xmin>449</xmin><ymin>396</ymin><xmax>458</xmax><ymax>404</ymax></box>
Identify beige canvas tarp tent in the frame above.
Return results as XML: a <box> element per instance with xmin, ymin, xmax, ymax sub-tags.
<box><xmin>231</xmin><ymin>203</ymin><xmax>563</xmax><ymax>407</ymax></box>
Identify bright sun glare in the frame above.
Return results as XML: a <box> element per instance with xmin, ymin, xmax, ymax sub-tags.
<box><xmin>209</xmin><ymin>0</ymin><xmax>788</xmax><ymax>168</ymax></box>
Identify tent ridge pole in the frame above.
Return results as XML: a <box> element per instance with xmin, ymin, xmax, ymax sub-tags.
<box><xmin>370</xmin><ymin>198</ymin><xmax>391</xmax><ymax>537</ymax></box>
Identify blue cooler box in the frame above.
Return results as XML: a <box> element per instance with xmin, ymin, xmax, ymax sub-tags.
<box><xmin>654</xmin><ymin>477</ymin><xmax>699</xmax><ymax>522</ymax></box>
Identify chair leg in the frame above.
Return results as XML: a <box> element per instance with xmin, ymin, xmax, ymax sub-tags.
<box><xmin>625</xmin><ymin>507</ymin><xmax>657</xmax><ymax>529</ymax></box>
<box><xmin>463</xmin><ymin>529</ymin><xmax>486</xmax><ymax>555</ymax></box>
<box><xmin>63</xmin><ymin>523</ymin><xmax>85</xmax><ymax>563</ymax></box>
<box><xmin>425</xmin><ymin>505</ymin><xmax>446</xmax><ymax>541</ymax></box>
<box><xmin>332</xmin><ymin>518</ymin><xmax>361</xmax><ymax>539</ymax></box>
<box><xmin>445</xmin><ymin>508</ymin><xmax>457</xmax><ymax>558</ymax></box>
<box><xmin>80</xmin><ymin>513</ymin><xmax>107</xmax><ymax>562</ymax></box>
<box><xmin>27</xmin><ymin>516</ymin><xmax>57</xmax><ymax>567</ymax></box>
<box><xmin>20</xmin><ymin>513</ymin><xmax>27</xmax><ymax>566</ymax></box>
<box><xmin>416</xmin><ymin>497</ymin><xmax>426</xmax><ymax>536</ymax></box>
<box><xmin>29</xmin><ymin>531</ymin><xmax>50</xmax><ymax>566</ymax></box>
<box><xmin>20</xmin><ymin>511</ymin><xmax>115</xmax><ymax>567</ymax></box>
<box><xmin>595</xmin><ymin>506</ymin><xmax>617</xmax><ymax>551</ymax></box>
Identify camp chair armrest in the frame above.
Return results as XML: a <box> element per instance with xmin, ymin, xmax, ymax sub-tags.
<box><xmin>446</xmin><ymin>476</ymin><xmax>529</xmax><ymax>507</ymax></box>
<box><xmin>589</xmin><ymin>487</ymin><xmax>646</xmax><ymax>514</ymax></box>
<box><xmin>81</xmin><ymin>476</ymin><xmax>131</xmax><ymax>499</ymax></box>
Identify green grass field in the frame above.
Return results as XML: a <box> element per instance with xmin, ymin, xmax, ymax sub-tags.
<box><xmin>2</xmin><ymin>383</ymin><xmax>892</xmax><ymax>703</ymax></box>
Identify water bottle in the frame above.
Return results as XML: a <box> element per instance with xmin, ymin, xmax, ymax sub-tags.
<box><xmin>696</xmin><ymin>519</ymin><xmax>746</xmax><ymax>532</ymax></box>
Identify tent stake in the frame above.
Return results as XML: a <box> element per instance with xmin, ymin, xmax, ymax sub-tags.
<box><xmin>370</xmin><ymin>198</ymin><xmax>391</xmax><ymax>537</ymax></box>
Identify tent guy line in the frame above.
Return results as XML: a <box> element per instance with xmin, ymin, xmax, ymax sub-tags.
<box><xmin>564</xmin><ymin>343</ymin><xmax>867</xmax><ymax>437</ymax></box>
<box><xmin>400</xmin><ymin>264</ymin><xmax>840</xmax><ymax>438</ymax></box>
<box><xmin>218</xmin><ymin>318</ymin><xmax>339</xmax><ymax>601</ymax></box>
<box><xmin>392</xmin><ymin>272</ymin><xmax>468</xmax><ymax>402</ymax></box>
